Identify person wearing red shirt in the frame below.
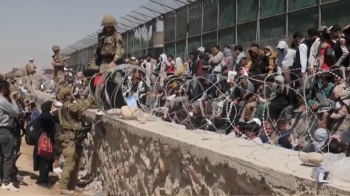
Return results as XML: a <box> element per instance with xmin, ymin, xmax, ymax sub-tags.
<box><xmin>166</xmin><ymin>55</ymin><xmax>175</xmax><ymax>76</ymax></box>
<box><xmin>319</xmin><ymin>30</ymin><xmax>335</xmax><ymax>71</ymax></box>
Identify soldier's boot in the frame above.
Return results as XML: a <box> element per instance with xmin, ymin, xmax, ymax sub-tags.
<box><xmin>60</xmin><ymin>189</ymin><xmax>75</xmax><ymax>195</ymax></box>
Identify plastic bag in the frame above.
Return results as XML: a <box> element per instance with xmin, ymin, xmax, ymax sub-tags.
<box><xmin>322</xmin><ymin>153</ymin><xmax>350</xmax><ymax>184</ymax></box>
<box><xmin>136</xmin><ymin>110</ymin><xmax>154</xmax><ymax>122</ymax></box>
<box><xmin>125</xmin><ymin>96</ymin><xmax>137</xmax><ymax>107</ymax></box>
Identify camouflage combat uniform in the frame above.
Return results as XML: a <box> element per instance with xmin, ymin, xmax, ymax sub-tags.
<box><xmin>57</xmin><ymin>87</ymin><xmax>95</xmax><ymax>194</ymax></box>
<box><xmin>10</xmin><ymin>79</ymin><xmax>17</xmax><ymax>92</ymax></box>
<box><xmin>52</xmin><ymin>45</ymin><xmax>66</xmax><ymax>92</ymax></box>
<box><xmin>26</xmin><ymin>61</ymin><xmax>36</xmax><ymax>78</ymax></box>
<box><xmin>96</xmin><ymin>15</ymin><xmax>124</xmax><ymax>82</ymax></box>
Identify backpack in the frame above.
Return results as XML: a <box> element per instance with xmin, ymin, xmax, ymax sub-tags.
<box><xmin>25</xmin><ymin>118</ymin><xmax>43</xmax><ymax>146</ymax></box>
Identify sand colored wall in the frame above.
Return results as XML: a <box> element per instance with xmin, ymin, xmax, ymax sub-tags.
<box><xmin>30</xmin><ymin>91</ymin><xmax>350</xmax><ymax>195</ymax></box>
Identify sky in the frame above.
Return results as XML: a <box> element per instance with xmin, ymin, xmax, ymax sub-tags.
<box><xmin>0</xmin><ymin>0</ymin><xmax>147</xmax><ymax>73</ymax></box>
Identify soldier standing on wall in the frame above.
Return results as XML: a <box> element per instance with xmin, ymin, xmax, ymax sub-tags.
<box><xmin>51</xmin><ymin>45</ymin><xmax>66</xmax><ymax>93</ymax></box>
<box><xmin>95</xmin><ymin>15</ymin><xmax>124</xmax><ymax>83</ymax></box>
<box><xmin>56</xmin><ymin>87</ymin><xmax>95</xmax><ymax>195</ymax></box>
<box><xmin>25</xmin><ymin>58</ymin><xmax>36</xmax><ymax>79</ymax></box>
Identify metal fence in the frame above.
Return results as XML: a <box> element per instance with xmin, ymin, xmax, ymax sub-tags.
<box><xmin>65</xmin><ymin>0</ymin><xmax>350</xmax><ymax>69</ymax></box>
<box><xmin>162</xmin><ymin>0</ymin><xmax>350</xmax><ymax>58</ymax></box>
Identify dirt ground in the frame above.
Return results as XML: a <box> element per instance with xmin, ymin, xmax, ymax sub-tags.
<box><xmin>0</xmin><ymin>140</ymin><xmax>61</xmax><ymax>195</ymax></box>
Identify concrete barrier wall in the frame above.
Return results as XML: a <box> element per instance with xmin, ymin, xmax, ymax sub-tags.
<box><xmin>30</xmin><ymin>91</ymin><xmax>350</xmax><ymax>196</ymax></box>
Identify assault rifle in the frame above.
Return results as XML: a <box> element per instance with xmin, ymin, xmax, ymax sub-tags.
<box><xmin>13</xmin><ymin>111</ymin><xmax>31</xmax><ymax>137</ymax></box>
<box><xmin>95</xmin><ymin>49</ymin><xmax>102</xmax><ymax>66</ymax></box>
<box><xmin>75</xmin><ymin>116</ymin><xmax>92</xmax><ymax>144</ymax></box>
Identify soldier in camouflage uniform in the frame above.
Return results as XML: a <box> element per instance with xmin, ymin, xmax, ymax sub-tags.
<box><xmin>51</xmin><ymin>45</ymin><xmax>66</xmax><ymax>92</ymax></box>
<box><xmin>95</xmin><ymin>15</ymin><xmax>124</xmax><ymax>83</ymax></box>
<box><xmin>9</xmin><ymin>78</ymin><xmax>17</xmax><ymax>92</ymax></box>
<box><xmin>56</xmin><ymin>87</ymin><xmax>95</xmax><ymax>195</ymax></box>
<box><xmin>26</xmin><ymin>58</ymin><xmax>36</xmax><ymax>78</ymax></box>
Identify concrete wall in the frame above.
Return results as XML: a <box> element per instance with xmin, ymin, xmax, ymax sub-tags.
<box><xmin>30</xmin><ymin>91</ymin><xmax>350</xmax><ymax>196</ymax></box>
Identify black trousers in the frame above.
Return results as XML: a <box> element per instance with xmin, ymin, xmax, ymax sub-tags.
<box><xmin>37</xmin><ymin>157</ymin><xmax>50</xmax><ymax>183</ymax></box>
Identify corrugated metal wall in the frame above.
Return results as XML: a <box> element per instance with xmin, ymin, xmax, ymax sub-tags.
<box><xmin>67</xmin><ymin>0</ymin><xmax>350</xmax><ymax>68</ymax></box>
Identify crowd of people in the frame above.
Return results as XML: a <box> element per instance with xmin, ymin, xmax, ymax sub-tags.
<box><xmin>0</xmin><ymin>77</ymin><xmax>66</xmax><ymax>192</ymax></box>
<box><xmin>40</xmin><ymin>67</ymin><xmax>84</xmax><ymax>95</ymax></box>
<box><xmin>0</xmin><ymin>74</ymin><xmax>92</xmax><ymax>194</ymax></box>
<box><xmin>1</xmin><ymin>21</ymin><xmax>350</xmax><ymax>194</ymax></box>
<box><xmin>88</xmin><ymin>24</ymin><xmax>350</xmax><ymax>155</ymax></box>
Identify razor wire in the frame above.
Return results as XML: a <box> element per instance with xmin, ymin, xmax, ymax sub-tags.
<box><xmin>80</xmin><ymin>64</ymin><xmax>348</xmax><ymax>154</ymax></box>
<box><xmin>23</xmin><ymin>64</ymin><xmax>350</xmax><ymax>177</ymax></box>
<box><xmin>27</xmin><ymin>65</ymin><xmax>348</xmax><ymax>149</ymax></box>
<box><xmin>20</xmin><ymin>64</ymin><xmax>350</xmax><ymax>189</ymax></box>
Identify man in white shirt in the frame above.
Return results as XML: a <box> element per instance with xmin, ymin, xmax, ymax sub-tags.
<box><xmin>233</xmin><ymin>45</ymin><xmax>246</xmax><ymax>71</ymax></box>
<box><xmin>307</xmin><ymin>27</ymin><xmax>325</xmax><ymax>72</ymax></box>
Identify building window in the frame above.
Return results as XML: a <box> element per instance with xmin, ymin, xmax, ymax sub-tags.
<box><xmin>288</xmin><ymin>7</ymin><xmax>319</xmax><ymax>36</ymax></box>
<box><xmin>219</xmin><ymin>0</ymin><xmax>235</xmax><ymax>29</ymax></box>
<box><xmin>260</xmin><ymin>0</ymin><xmax>285</xmax><ymax>18</ymax></box>
<box><xmin>237</xmin><ymin>0</ymin><xmax>258</xmax><ymax>23</ymax></box>
<box><xmin>218</xmin><ymin>26</ymin><xmax>235</xmax><ymax>48</ymax></box>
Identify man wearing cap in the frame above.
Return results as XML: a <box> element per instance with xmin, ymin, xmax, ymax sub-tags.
<box><xmin>130</xmin><ymin>57</ymin><xmax>138</xmax><ymax>65</ymax></box>
<box><xmin>25</xmin><ymin>58</ymin><xmax>36</xmax><ymax>78</ymax></box>
<box><xmin>57</xmin><ymin>87</ymin><xmax>95</xmax><ymax>195</ymax></box>
<box><xmin>51</xmin><ymin>45</ymin><xmax>67</xmax><ymax>92</ymax></box>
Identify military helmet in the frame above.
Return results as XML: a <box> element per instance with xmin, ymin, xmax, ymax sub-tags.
<box><xmin>0</xmin><ymin>73</ymin><xmax>4</xmax><ymax>81</ymax></box>
<box><xmin>52</xmin><ymin>45</ymin><xmax>60</xmax><ymax>51</ymax></box>
<box><xmin>10</xmin><ymin>84</ymin><xmax>17</xmax><ymax>92</ymax></box>
<box><xmin>58</xmin><ymin>87</ymin><xmax>72</xmax><ymax>100</ymax></box>
<box><xmin>101</xmin><ymin>15</ymin><xmax>117</xmax><ymax>27</ymax></box>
